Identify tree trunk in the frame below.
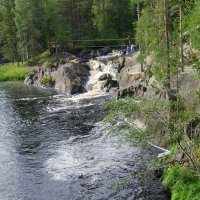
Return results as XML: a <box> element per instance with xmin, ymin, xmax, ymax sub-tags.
<box><xmin>103</xmin><ymin>0</ymin><xmax>106</xmax><ymax>38</ymax></box>
<box><xmin>179</xmin><ymin>4</ymin><xmax>184</xmax><ymax>72</ymax></box>
<box><xmin>163</xmin><ymin>0</ymin><xmax>170</xmax><ymax>90</ymax></box>
<box><xmin>137</xmin><ymin>1</ymin><xmax>144</xmax><ymax>72</ymax></box>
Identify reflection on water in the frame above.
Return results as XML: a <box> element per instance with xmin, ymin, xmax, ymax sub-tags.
<box><xmin>0</xmin><ymin>82</ymin><xmax>166</xmax><ymax>200</ymax></box>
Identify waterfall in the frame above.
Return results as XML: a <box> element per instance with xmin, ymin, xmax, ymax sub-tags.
<box><xmin>85</xmin><ymin>50</ymin><xmax>121</xmax><ymax>95</ymax></box>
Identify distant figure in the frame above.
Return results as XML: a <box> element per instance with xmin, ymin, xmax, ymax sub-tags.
<box><xmin>127</xmin><ymin>45</ymin><xmax>131</xmax><ymax>54</ymax></box>
<box><xmin>131</xmin><ymin>44</ymin><xmax>134</xmax><ymax>53</ymax></box>
<box><xmin>127</xmin><ymin>35</ymin><xmax>132</xmax><ymax>45</ymax></box>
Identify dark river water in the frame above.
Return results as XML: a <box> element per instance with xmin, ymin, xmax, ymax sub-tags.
<box><xmin>0</xmin><ymin>82</ymin><xmax>167</xmax><ymax>200</ymax></box>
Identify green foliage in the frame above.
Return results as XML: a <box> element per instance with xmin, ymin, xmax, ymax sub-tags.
<box><xmin>104</xmin><ymin>94</ymin><xmax>200</xmax><ymax>168</ymax></box>
<box><xmin>104</xmin><ymin>96</ymin><xmax>170</xmax><ymax>146</ymax></box>
<box><xmin>0</xmin><ymin>0</ymin><xmax>19</xmax><ymax>62</ymax></box>
<box><xmin>15</xmin><ymin>0</ymin><xmax>45</xmax><ymax>59</ymax></box>
<box><xmin>0</xmin><ymin>0</ymin><xmax>139</xmax><ymax>60</ymax></box>
<box><xmin>0</xmin><ymin>64</ymin><xmax>25</xmax><ymax>81</ymax></box>
<box><xmin>41</xmin><ymin>75</ymin><xmax>53</xmax><ymax>86</ymax></box>
<box><xmin>59</xmin><ymin>58</ymin><xmax>66</xmax><ymax>64</ymax></box>
<box><xmin>25</xmin><ymin>50</ymin><xmax>51</xmax><ymax>66</ymax></box>
<box><xmin>193</xmin><ymin>59</ymin><xmax>200</xmax><ymax>75</ymax></box>
<box><xmin>163</xmin><ymin>165</ymin><xmax>200</xmax><ymax>200</ymax></box>
<box><xmin>37</xmin><ymin>50</ymin><xmax>51</xmax><ymax>61</ymax></box>
<box><xmin>186</xmin><ymin>0</ymin><xmax>200</xmax><ymax>51</ymax></box>
<box><xmin>44</xmin><ymin>61</ymin><xmax>54</xmax><ymax>69</ymax></box>
<box><xmin>70</xmin><ymin>80</ymin><xmax>77</xmax><ymax>89</ymax></box>
<box><xmin>26</xmin><ymin>71</ymin><xmax>36</xmax><ymax>78</ymax></box>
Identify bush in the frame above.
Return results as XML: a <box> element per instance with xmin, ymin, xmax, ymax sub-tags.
<box><xmin>70</xmin><ymin>80</ymin><xmax>77</xmax><ymax>88</ymax></box>
<box><xmin>37</xmin><ymin>50</ymin><xmax>51</xmax><ymax>65</ymax></box>
<box><xmin>26</xmin><ymin>71</ymin><xmax>36</xmax><ymax>78</ymax></box>
<box><xmin>45</xmin><ymin>61</ymin><xmax>54</xmax><ymax>69</ymax></box>
<box><xmin>26</xmin><ymin>50</ymin><xmax>51</xmax><ymax>66</ymax></box>
<box><xmin>163</xmin><ymin>165</ymin><xmax>200</xmax><ymax>200</ymax></box>
<box><xmin>59</xmin><ymin>58</ymin><xmax>66</xmax><ymax>64</ymax></box>
<box><xmin>26</xmin><ymin>58</ymin><xmax>37</xmax><ymax>66</ymax></box>
<box><xmin>41</xmin><ymin>75</ymin><xmax>53</xmax><ymax>86</ymax></box>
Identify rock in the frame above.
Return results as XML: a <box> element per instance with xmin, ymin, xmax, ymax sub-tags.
<box><xmin>118</xmin><ymin>86</ymin><xmax>135</xmax><ymax>98</ymax></box>
<box><xmin>98</xmin><ymin>47</ymin><xmax>112</xmax><ymax>56</ymax></box>
<box><xmin>101</xmin><ymin>78</ymin><xmax>118</xmax><ymax>92</ymax></box>
<box><xmin>109</xmin><ymin>87</ymin><xmax>119</xmax><ymax>98</ymax></box>
<box><xmin>111</xmin><ymin>80</ymin><xmax>119</xmax><ymax>88</ymax></box>
<box><xmin>24</xmin><ymin>76</ymin><xmax>34</xmax><ymax>85</ymax></box>
<box><xmin>79</xmin><ymin>49</ymin><xmax>92</xmax><ymax>58</ymax></box>
<box><xmin>102</xmin><ymin>79</ymin><xmax>112</xmax><ymax>89</ymax></box>
<box><xmin>24</xmin><ymin>57</ymin><xmax>90</xmax><ymax>95</ymax></box>
<box><xmin>154</xmin><ymin>168</ymin><xmax>163</xmax><ymax>179</ymax></box>
<box><xmin>78</xmin><ymin>174</ymin><xmax>84</xmax><ymax>179</ymax></box>
<box><xmin>118</xmin><ymin>57</ymin><xmax>125</xmax><ymax>73</ymax></box>
<box><xmin>99</xmin><ymin>74</ymin><xmax>112</xmax><ymax>81</ymax></box>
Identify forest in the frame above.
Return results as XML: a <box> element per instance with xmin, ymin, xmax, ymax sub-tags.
<box><xmin>0</xmin><ymin>0</ymin><xmax>137</xmax><ymax>62</ymax></box>
<box><xmin>1</xmin><ymin>0</ymin><xmax>200</xmax><ymax>199</ymax></box>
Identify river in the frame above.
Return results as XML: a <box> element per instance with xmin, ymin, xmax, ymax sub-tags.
<box><xmin>0</xmin><ymin>82</ymin><xmax>167</xmax><ymax>200</ymax></box>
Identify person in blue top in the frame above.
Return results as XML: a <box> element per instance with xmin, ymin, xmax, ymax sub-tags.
<box><xmin>127</xmin><ymin>45</ymin><xmax>131</xmax><ymax>54</ymax></box>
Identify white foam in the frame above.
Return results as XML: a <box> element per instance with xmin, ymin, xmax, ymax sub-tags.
<box><xmin>44</xmin><ymin>125</ymin><xmax>140</xmax><ymax>181</ymax></box>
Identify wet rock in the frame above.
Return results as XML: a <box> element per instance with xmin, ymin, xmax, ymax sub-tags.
<box><xmin>109</xmin><ymin>87</ymin><xmax>120</xmax><ymax>98</ymax></box>
<box><xmin>99</xmin><ymin>74</ymin><xmax>112</xmax><ymax>81</ymax></box>
<box><xmin>24</xmin><ymin>76</ymin><xmax>34</xmax><ymax>85</ymax></box>
<box><xmin>98</xmin><ymin>47</ymin><xmax>112</xmax><ymax>56</ymax></box>
<box><xmin>154</xmin><ymin>168</ymin><xmax>163</xmax><ymax>179</ymax></box>
<box><xmin>25</xmin><ymin>58</ymin><xmax>90</xmax><ymax>94</ymax></box>
<box><xmin>78</xmin><ymin>174</ymin><xmax>84</xmax><ymax>179</ymax></box>
<box><xmin>79</xmin><ymin>49</ymin><xmax>92</xmax><ymax>58</ymax></box>
<box><xmin>118</xmin><ymin>87</ymin><xmax>135</xmax><ymax>98</ymax></box>
<box><xmin>111</xmin><ymin>80</ymin><xmax>119</xmax><ymax>88</ymax></box>
<box><xmin>118</xmin><ymin>57</ymin><xmax>125</xmax><ymax>73</ymax></box>
<box><xmin>101</xmin><ymin>78</ymin><xmax>119</xmax><ymax>92</ymax></box>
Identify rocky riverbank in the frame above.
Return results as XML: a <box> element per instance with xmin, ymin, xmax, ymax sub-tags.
<box><xmin>24</xmin><ymin>48</ymin><xmax>147</xmax><ymax>96</ymax></box>
<box><xmin>24</xmin><ymin>48</ymin><xmax>200</xmax><ymax>104</ymax></box>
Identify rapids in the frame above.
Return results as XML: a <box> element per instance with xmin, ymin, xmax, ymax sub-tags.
<box><xmin>0</xmin><ymin>51</ymin><xmax>167</xmax><ymax>200</ymax></box>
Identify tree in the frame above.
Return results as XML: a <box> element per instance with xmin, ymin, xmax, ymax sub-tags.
<box><xmin>15</xmin><ymin>0</ymin><xmax>45</xmax><ymax>60</ymax></box>
<box><xmin>0</xmin><ymin>0</ymin><xmax>18</xmax><ymax>62</ymax></box>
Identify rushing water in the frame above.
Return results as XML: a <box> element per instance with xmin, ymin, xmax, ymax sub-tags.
<box><xmin>0</xmin><ymin>82</ymin><xmax>167</xmax><ymax>200</ymax></box>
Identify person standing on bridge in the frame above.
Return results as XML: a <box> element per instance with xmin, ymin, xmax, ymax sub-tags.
<box><xmin>127</xmin><ymin>35</ymin><xmax>132</xmax><ymax>45</ymax></box>
<box><xmin>127</xmin><ymin>35</ymin><xmax>133</xmax><ymax>54</ymax></box>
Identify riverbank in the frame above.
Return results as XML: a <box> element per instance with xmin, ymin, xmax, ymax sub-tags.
<box><xmin>1</xmin><ymin>48</ymin><xmax>200</xmax><ymax>199</ymax></box>
<box><xmin>0</xmin><ymin>63</ymin><xmax>26</xmax><ymax>81</ymax></box>
<box><xmin>0</xmin><ymin>81</ymin><xmax>168</xmax><ymax>200</ymax></box>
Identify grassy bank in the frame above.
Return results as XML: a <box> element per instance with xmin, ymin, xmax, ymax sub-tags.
<box><xmin>0</xmin><ymin>63</ymin><xmax>26</xmax><ymax>81</ymax></box>
<box><xmin>163</xmin><ymin>165</ymin><xmax>200</xmax><ymax>200</ymax></box>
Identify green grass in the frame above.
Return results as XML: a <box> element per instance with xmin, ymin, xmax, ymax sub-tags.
<box><xmin>163</xmin><ymin>165</ymin><xmax>200</xmax><ymax>200</ymax></box>
<box><xmin>0</xmin><ymin>63</ymin><xmax>26</xmax><ymax>81</ymax></box>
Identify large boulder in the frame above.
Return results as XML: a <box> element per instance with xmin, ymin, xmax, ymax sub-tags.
<box><xmin>98</xmin><ymin>47</ymin><xmax>112</xmax><ymax>56</ymax></box>
<box><xmin>99</xmin><ymin>73</ymin><xmax>112</xmax><ymax>81</ymax></box>
<box><xmin>25</xmin><ymin>58</ymin><xmax>90</xmax><ymax>95</ymax></box>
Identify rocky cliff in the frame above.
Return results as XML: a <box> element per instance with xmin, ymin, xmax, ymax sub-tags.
<box><xmin>24</xmin><ymin>49</ymin><xmax>200</xmax><ymax>102</ymax></box>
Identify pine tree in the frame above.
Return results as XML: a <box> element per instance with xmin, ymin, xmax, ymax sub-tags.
<box><xmin>15</xmin><ymin>0</ymin><xmax>45</xmax><ymax>60</ymax></box>
<box><xmin>0</xmin><ymin>0</ymin><xmax>18</xmax><ymax>62</ymax></box>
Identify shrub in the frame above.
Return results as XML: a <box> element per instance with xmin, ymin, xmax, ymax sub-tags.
<box><xmin>37</xmin><ymin>50</ymin><xmax>51</xmax><ymax>65</ymax></box>
<box><xmin>41</xmin><ymin>75</ymin><xmax>53</xmax><ymax>86</ymax></box>
<box><xmin>45</xmin><ymin>61</ymin><xmax>54</xmax><ymax>69</ymax></box>
<box><xmin>163</xmin><ymin>165</ymin><xmax>200</xmax><ymax>200</ymax></box>
<box><xmin>25</xmin><ymin>50</ymin><xmax>51</xmax><ymax>66</ymax></box>
<box><xmin>41</xmin><ymin>61</ymin><xmax>54</xmax><ymax>69</ymax></box>
<box><xmin>26</xmin><ymin>58</ymin><xmax>37</xmax><ymax>66</ymax></box>
<box><xmin>59</xmin><ymin>58</ymin><xmax>66</xmax><ymax>64</ymax></box>
<box><xmin>26</xmin><ymin>71</ymin><xmax>36</xmax><ymax>78</ymax></box>
<box><xmin>70</xmin><ymin>80</ymin><xmax>77</xmax><ymax>88</ymax></box>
